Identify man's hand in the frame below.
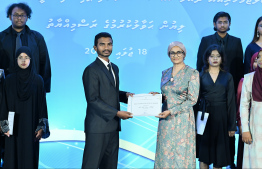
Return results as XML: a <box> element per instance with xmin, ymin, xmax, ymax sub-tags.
<box><xmin>228</xmin><ymin>131</ymin><xmax>235</xmax><ymax>137</ymax></box>
<box><xmin>117</xmin><ymin>111</ymin><xmax>133</xmax><ymax>120</ymax></box>
<box><xmin>155</xmin><ymin>110</ymin><xmax>171</xmax><ymax>118</ymax></box>
<box><xmin>36</xmin><ymin>129</ymin><xmax>43</xmax><ymax>140</ymax></box>
<box><xmin>126</xmin><ymin>92</ymin><xmax>135</xmax><ymax>98</ymax></box>
<box><xmin>4</xmin><ymin>131</ymin><xmax>10</xmax><ymax>137</ymax></box>
<box><xmin>242</xmin><ymin>131</ymin><xmax>252</xmax><ymax>144</ymax></box>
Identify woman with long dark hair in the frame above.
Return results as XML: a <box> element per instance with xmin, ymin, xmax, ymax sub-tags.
<box><xmin>197</xmin><ymin>44</ymin><xmax>236</xmax><ymax>169</ymax></box>
<box><xmin>0</xmin><ymin>46</ymin><xmax>50</xmax><ymax>169</ymax></box>
<box><xmin>244</xmin><ymin>16</ymin><xmax>262</xmax><ymax>74</ymax></box>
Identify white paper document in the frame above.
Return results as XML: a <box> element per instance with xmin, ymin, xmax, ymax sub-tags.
<box><xmin>196</xmin><ymin>111</ymin><xmax>209</xmax><ymax>135</ymax></box>
<box><xmin>8</xmin><ymin>111</ymin><xmax>15</xmax><ymax>135</ymax></box>
<box><xmin>127</xmin><ymin>94</ymin><xmax>162</xmax><ymax>116</ymax></box>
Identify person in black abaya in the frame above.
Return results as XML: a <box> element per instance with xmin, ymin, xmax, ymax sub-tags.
<box><xmin>0</xmin><ymin>46</ymin><xmax>50</xmax><ymax>169</ymax></box>
<box><xmin>0</xmin><ymin>69</ymin><xmax>5</xmax><ymax>168</ymax></box>
<box><xmin>196</xmin><ymin>44</ymin><xmax>236</xmax><ymax>169</ymax></box>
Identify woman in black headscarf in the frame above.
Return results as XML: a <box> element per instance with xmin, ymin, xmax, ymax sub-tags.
<box><xmin>0</xmin><ymin>46</ymin><xmax>50</xmax><ymax>169</ymax></box>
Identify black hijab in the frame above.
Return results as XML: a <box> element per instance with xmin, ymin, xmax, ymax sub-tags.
<box><xmin>15</xmin><ymin>46</ymin><xmax>37</xmax><ymax>101</ymax></box>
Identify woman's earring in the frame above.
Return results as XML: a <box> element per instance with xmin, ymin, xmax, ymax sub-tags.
<box><xmin>257</xmin><ymin>31</ymin><xmax>260</xmax><ymax>38</ymax></box>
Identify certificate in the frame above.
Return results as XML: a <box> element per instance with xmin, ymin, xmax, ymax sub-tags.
<box><xmin>196</xmin><ymin>111</ymin><xmax>209</xmax><ymax>135</ymax></box>
<box><xmin>127</xmin><ymin>94</ymin><xmax>162</xmax><ymax>116</ymax></box>
<box><xmin>8</xmin><ymin>111</ymin><xmax>15</xmax><ymax>135</ymax></box>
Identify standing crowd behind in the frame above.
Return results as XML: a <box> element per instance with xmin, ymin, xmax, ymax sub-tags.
<box><xmin>0</xmin><ymin>2</ymin><xmax>262</xmax><ymax>169</ymax></box>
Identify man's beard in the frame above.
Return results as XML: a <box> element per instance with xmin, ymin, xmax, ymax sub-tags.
<box><xmin>97</xmin><ymin>50</ymin><xmax>112</xmax><ymax>57</ymax></box>
<box><xmin>217</xmin><ymin>27</ymin><xmax>230</xmax><ymax>33</ymax></box>
<box><xmin>218</xmin><ymin>30</ymin><xmax>227</xmax><ymax>33</ymax></box>
<box><xmin>13</xmin><ymin>24</ymin><xmax>25</xmax><ymax>30</ymax></box>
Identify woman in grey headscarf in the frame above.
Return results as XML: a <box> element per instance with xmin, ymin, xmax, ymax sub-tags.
<box><xmin>152</xmin><ymin>41</ymin><xmax>199</xmax><ymax>168</ymax></box>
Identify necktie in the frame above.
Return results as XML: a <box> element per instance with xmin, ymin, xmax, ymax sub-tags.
<box><xmin>16</xmin><ymin>32</ymin><xmax>22</xmax><ymax>52</ymax></box>
<box><xmin>107</xmin><ymin>63</ymin><xmax>115</xmax><ymax>85</ymax></box>
<box><xmin>220</xmin><ymin>39</ymin><xmax>225</xmax><ymax>52</ymax></box>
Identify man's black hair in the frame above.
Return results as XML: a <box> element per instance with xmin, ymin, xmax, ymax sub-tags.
<box><xmin>7</xmin><ymin>3</ymin><xmax>32</xmax><ymax>19</ymax></box>
<box><xmin>94</xmin><ymin>32</ymin><xmax>113</xmax><ymax>46</ymax></box>
<box><xmin>213</xmin><ymin>11</ymin><xmax>231</xmax><ymax>31</ymax></box>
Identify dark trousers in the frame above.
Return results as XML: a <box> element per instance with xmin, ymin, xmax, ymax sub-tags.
<box><xmin>81</xmin><ymin>131</ymin><xmax>119</xmax><ymax>169</ymax></box>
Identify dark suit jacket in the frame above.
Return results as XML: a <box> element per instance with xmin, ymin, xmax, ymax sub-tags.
<box><xmin>196</xmin><ymin>33</ymin><xmax>244</xmax><ymax>93</ymax></box>
<box><xmin>82</xmin><ymin>58</ymin><xmax>127</xmax><ymax>133</ymax></box>
<box><xmin>0</xmin><ymin>25</ymin><xmax>51</xmax><ymax>92</ymax></box>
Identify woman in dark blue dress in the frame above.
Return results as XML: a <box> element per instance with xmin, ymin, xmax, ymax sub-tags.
<box><xmin>244</xmin><ymin>16</ymin><xmax>262</xmax><ymax>74</ymax></box>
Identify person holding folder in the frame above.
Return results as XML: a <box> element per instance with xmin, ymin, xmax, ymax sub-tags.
<box><xmin>196</xmin><ymin>44</ymin><xmax>236</xmax><ymax>169</ymax></box>
<box><xmin>0</xmin><ymin>46</ymin><xmax>50</xmax><ymax>169</ymax></box>
<box><xmin>0</xmin><ymin>68</ymin><xmax>5</xmax><ymax>168</ymax></box>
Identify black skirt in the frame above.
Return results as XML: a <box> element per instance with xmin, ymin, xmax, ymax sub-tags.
<box><xmin>196</xmin><ymin>103</ymin><xmax>232</xmax><ymax>167</ymax></box>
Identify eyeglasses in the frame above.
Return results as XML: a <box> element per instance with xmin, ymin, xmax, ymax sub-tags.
<box><xmin>169</xmin><ymin>51</ymin><xmax>184</xmax><ymax>57</ymax></box>
<box><xmin>217</xmin><ymin>21</ymin><xmax>229</xmax><ymax>25</ymax></box>
<box><xmin>12</xmin><ymin>14</ymin><xmax>27</xmax><ymax>19</ymax></box>
<box><xmin>209</xmin><ymin>55</ymin><xmax>221</xmax><ymax>59</ymax></box>
<box><xmin>17</xmin><ymin>56</ymin><xmax>31</xmax><ymax>61</ymax></box>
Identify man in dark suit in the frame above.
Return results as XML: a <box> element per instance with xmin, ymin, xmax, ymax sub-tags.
<box><xmin>81</xmin><ymin>32</ymin><xmax>133</xmax><ymax>169</ymax></box>
<box><xmin>196</xmin><ymin>12</ymin><xmax>244</xmax><ymax>168</ymax></box>
<box><xmin>0</xmin><ymin>3</ymin><xmax>51</xmax><ymax>93</ymax></box>
<box><xmin>197</xmin><ymin>12</ymin><xmax>243</xmax><ymax>93</ymax></box>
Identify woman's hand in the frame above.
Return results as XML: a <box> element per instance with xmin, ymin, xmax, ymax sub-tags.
<box><xmin>4</xmin><ymin>131</ymin><xmax>10</xmax><ymax>137</ymax></box>
<box><xmin>36</xmin><ymin>129</ymin><xmax>43</xmax><ymax>140</ymax></box>
<box><xmin>155</xmin><ymin>110</ymin><xmax>171</xmax><ymax>118</ymax></box>
<box><xmin>242</xmin><ymin>131</ymin><xmax>252</xmax><ymax>144</ymax></box>
<box><xmin>149</xmin><ymin>92</ymin><xmax>160</xmax><ymax>96</ymax></box>
<box><xmin>228</xmin><ymin>131</ymin><xmax>235</xmax><ymax>137</ymax></box>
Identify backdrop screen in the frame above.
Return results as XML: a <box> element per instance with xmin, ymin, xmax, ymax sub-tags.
<box><xmin>0</xmin><ymin>0</ymin><xmax>261</xmax><ymax>168</ymax></box>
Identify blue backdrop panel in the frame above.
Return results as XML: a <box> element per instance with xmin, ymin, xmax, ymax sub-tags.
<box><xmin>0</xmin><ymin>0</ymin><xmax>260</xmax><ymax>168</ymax></box>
